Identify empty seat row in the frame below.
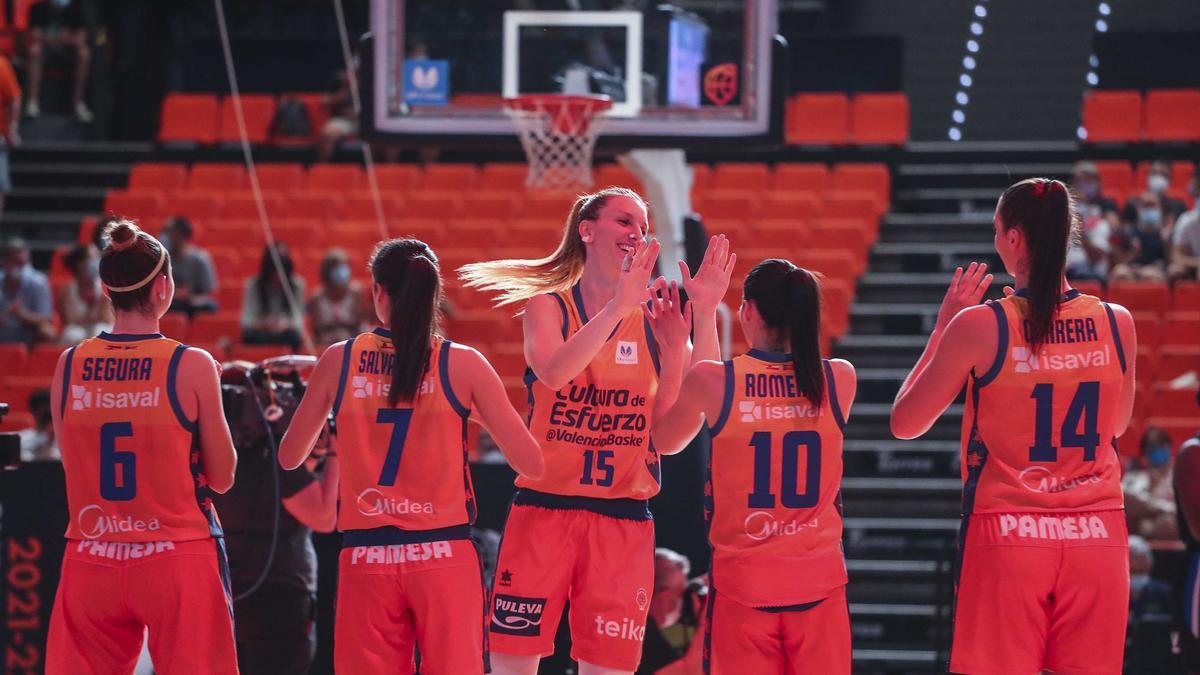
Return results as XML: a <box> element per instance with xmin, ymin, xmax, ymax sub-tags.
<box><xmin>159</xmin><ymin>93</ymin><xmax>332</xmax><ymax>145</ymax></box>
<box><xmin>785</xmin><ymin>92</ymin><xmax>909</xmax><ymax>146</ymax></box>
<box><xmin>1082</xmin><ymin>89</ymin><xmax>1200</xmax><ymax>143</ymax></box>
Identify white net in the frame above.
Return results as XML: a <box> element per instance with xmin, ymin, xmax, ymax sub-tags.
<box><xmin>504</xmin><ymin>95</ymin><xmax>611</xmax><ymax>191</ymax></box>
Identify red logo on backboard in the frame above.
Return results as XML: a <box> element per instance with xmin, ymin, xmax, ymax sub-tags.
<box><xmin>704</xmin><ymin>64</ymin><xmax>738</xmax><ymax>106</ymax></box>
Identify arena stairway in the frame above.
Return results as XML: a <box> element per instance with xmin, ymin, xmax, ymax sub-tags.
<box><xmin>834</xmin><ymin>145</ymin><xmax>1071</xmax><ymax>672</ymax></box>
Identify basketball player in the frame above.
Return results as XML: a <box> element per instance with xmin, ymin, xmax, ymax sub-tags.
<box><xmin>278</xmin><ymin>238</ymin><xmax>544</xmax><ymax>675</ymax></box>
<box><xmin>651</xmin><ymin>260</ymin><xmax>856</xmax><ymax>674</ymax></box>
<box><xmin>891</xmin><ymin>178</ymin><xmax>1137</xmax><ymax>674</ymax></box>
<box><xmin>46</xmin><ymin>220</ymin><xmax>239</xmax><ymax>674</ymax></box>
<box><xmin>459</xmin><ymin>187</ymin><xmax>735</xmax><ymax>674</ymax></box>
<box><xmin>1174</xmin><ymin>390</ymin><xmax>1200</xmax><ymax>675</ymax></box>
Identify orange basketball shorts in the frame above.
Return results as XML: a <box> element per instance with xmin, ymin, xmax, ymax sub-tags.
<box><xmin>45</xmin><ymin>538</ymin><xmax>237</xmax><ymax>675</ymax></box>
<box><xmin>334</xmin><ymin>537</ymin><xmax>486</xmax><ymax>675</ymax></box>
<box><xmin>488</xmin><ymin>497</ymin><xmax>655</xmax><ymax>671</ymax></box>
<box><xmin>950</xmin><ymin>510</ymin><xmax>1129</xmax><ymax>675</ymax></box>
<box><xmin>704</xmin><ymin>585</ymin><xmax>850</xmax><ymax>675</ymax></box>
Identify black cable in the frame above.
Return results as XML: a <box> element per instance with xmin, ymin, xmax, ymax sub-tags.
<box><xmin>233</xmin><ymin>372</ymin><xmax>282</xmax><ymax>603</ymax></box>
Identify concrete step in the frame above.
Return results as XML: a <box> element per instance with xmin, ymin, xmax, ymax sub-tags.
<box><xmin>855</xmin><ymin>272</ymin><xmax>1014</xmax><ymax>304</ymax></box>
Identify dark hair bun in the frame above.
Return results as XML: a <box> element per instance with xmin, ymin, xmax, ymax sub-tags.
<box><xmin>104</xmin><ymin>220</ymin><xmax>142</xmax><ymax>252</ymax></box>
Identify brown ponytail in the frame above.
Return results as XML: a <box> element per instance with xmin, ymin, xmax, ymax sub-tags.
<box><xmin>369</xmin><ymin>239</ymin><xmax>443</xmax><ymax>406</ymax></box>
<box><xmin>99</xmin><ymin>219</ymin><xmax>171</xmax><ymax>313</ymax></box>
<box><xmin>997</xmin><ymin>178</ymin><xmax>1077</xmax><ymax>350</ymax></box>
<box><xmin>742</xmin><ymin>259</ymin><xmax>825</xmax><ymax>407</ymax></box>
<box><xmin>458</xmin><ymin>187</ymin><xmax>647</xmax><ymax>307</ymax></box>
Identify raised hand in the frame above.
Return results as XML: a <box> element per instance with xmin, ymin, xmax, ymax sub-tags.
<box><xmin>645</xmin><ymin>280</ymin><xmax>692</xmax><ymax>357</ymax></box>
<box><xmin>679</xmin><ymin>235</ymin><xmax>737</xmax><ymax>311</ymax></box>
<box><xmin>935</xmin><ymin>262</ymin><xmax>993</xmax><ymax>332</ymax></box>
<box><xmin>614</xmin><ymin>238</ymin><xmax>661</xmax><ymax>311</ymax></box>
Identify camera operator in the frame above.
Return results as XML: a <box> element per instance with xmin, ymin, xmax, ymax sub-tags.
<box><xmin>212</xmin><ymin>359</ymin><xmax>339</xmax><ymax>675</ymax></box>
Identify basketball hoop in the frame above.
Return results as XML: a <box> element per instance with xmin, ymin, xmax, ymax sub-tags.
<box><xmin>503</xmin><ymin>94</ymin><xmax>613</xmax><ymax>191</ymax></box>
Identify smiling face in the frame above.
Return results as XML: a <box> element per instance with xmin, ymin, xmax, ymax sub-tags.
<box><xmin>578</xmin><ymin>195</ymin><xmax>649</xmax><ymax>271</ymax></box>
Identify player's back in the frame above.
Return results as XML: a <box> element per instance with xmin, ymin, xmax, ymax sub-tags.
<box><xmin>59</xmin><ymin>331</ymin><xmax>220</xmax><ymax>542</ymax></box>
<box><xmin>965</xmin><ymin>290</ymin><xmax>1126</xmax><ymax>515</ymax></box>
<box><xmin>707</xmin><ymin>350</ymin><xmax>848</xmax><ymax>607</ymax></box>
<box><xmin>333</xmin><ymin>329</ymin><xmax>476</xmax><ymax>536</ymax></box>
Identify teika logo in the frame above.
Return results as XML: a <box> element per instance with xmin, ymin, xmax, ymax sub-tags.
<box><xmin>616</xmin><ymin>341</ymin><xmax>638</xmax><ymax>365</ymax></box>
<box><xmin>594</xmin><ymin>615</ymin><xmax>646</xmax><ymax>642</ymax></box>
<box><xmin>77</xmin><ymin>504</ymin><xmax>161</xmax><ymax>540</ymax></box>
<box><xmin>355</xmin><ymin>488</ymin><xmax>435</xmax><ymax>517</ymax></box>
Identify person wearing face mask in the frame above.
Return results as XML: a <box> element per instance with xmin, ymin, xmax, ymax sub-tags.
<box><xmin>307</xmin><ymin>248</ymin><xmax>370</xmax><ymax>347</ymax></box>
<box><xmin>1124</xmin><ymin>535</ymin><xmax>1174</xmax><ymax>675</ymax></box>
<box><xmin>17</xmin><ymin>388</ymin><xmax>59</xmax><ymax>462</ymax></box>
<box><xmin>57</xmin><ymin>243</ymin><xmax>112</xmax><ymax>343</ymax></box>
<box><xmin>1123</xmin><ymin>161</ymin><xmax>1188</xmax><ymax>226</ymax></box>
<box><xmin>1066</xmin><ymin>161</ymin><xmax>1119</xmax><ymax>283</ymax></box>
<box><xmin>1169</xmin><ymin>171</ymin><xmax>1200</xmax><ymax>283</ymax></box>
<box><xmin>161</xmin><ymin>216</ymin><xmax>219</xmax><ymax>318</ymax></box>
<box><xmin>1123</xmin><ymin>427</ymin><xmax>1179</xmax><ymax>541</ymax></box>
<box><xmin>1111</xmin><ymin>190</ymin><xmax>1171</xmax><ymax>283</ymax></box>
<box><xmin>0</xmin><ymin>237</ymin><xmax>54</xmax><ymax>344</ymax></box>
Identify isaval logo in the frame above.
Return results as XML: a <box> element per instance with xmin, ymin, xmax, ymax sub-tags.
<box><xmin>71</xmin><ymin>385</ymin><xmax>161</xmax><ymax>410</ymax></box>
<box><xmin>739</xmin><ymin>400</ymin><xmax>819</xmax><ymax>423</ymax></box>
<box><xmin>1012</xmin><ymin>345</ymin><xmax>1111</xmax><ymax>373</ymax></box>
<box><xmin>492</xmin><ymin>594</ymin><xmax>546</xmax><ymax>636</ymax></box>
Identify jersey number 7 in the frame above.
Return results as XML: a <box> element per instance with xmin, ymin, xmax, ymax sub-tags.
<box><xmin>376</xmin><ymin>408</ymin><xmax>415</xmax><ymax>486</ymax></box>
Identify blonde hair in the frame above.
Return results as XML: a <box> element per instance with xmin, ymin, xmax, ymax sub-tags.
<box><xmin>458</xmin><ymin>187</ymin><xmax>646</xmax><ymax>307</ymax></box>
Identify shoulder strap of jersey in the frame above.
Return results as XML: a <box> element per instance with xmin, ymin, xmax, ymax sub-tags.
<box><xmin>822</xmin><ymin>359</ymin><xmax>846</xmax><ymax>431</ymax></box>
<box><xmin>641</xmin><ymin>315</ymin><xmax>661</xmax><ymax>376</ymax></box>
<box><xmin>709</xmin><ymin>360</ymin><xmax>736</xmax><ymax>437</ymax></box>
<box><xmin>438</xmin><ymin>339</ymin><xmax>469</xmax><ymax>418</ymax></box>
<box><xmin>974</xmin><ymin>301</ymin><xmax>1009</xmax><ymax>388</ymax></box>
<box><xmin>59</xmin><ymin>345</ymin><xmax>76</xmax><ymax>419</ymax></box>
<box><xmin>331</xmin><ymin>337</ymin><xmax>356</xmax><ymax>417</ymax></box>
<box><xmin>167</xmin><ymin>344</ymin><xmax>197</xmax><ymax>432</ymax></box>
<box><xmin>1101</xmin><ymin>302</ymin><xmax>1128</xmax><ymax>374</ymax></box>
<box><xmin>549</xmin><ymin>292</ymin><xmax>570</xmax><ymax>340</ymax></box>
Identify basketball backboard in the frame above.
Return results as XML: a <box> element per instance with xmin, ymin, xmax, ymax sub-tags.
<box><xmin>366</xmin><ymin>0</ymin><xmax>784</xmax><ymax>149</ymax></box>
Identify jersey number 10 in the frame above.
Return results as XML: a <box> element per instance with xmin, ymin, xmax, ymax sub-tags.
<box><xmin>748</xmin><ymin>430</ymin><xmax>822</xmax><ymax>509</ymax></box>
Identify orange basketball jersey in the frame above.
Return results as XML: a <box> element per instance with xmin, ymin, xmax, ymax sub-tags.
<box><xmin>962</xmin><ymin>290</ymin><xmax>1126</xmax><ymax>515</ymax></box>
<box><xmin>520</xmin><ymin>285</ymin><xmax>661</xmax><ymax>501</ymax></box>
<box><xmin>332</xmin><ymin>329</ymin><xmax>476</xmax><ymax>534</ymax></box>
<box><xmin>706</xmin><ymin>351</ymin><xmax>847</xmax><ymax>608</ymax></box>
<box><xmin>58</xmin><ymin>332</ymin><xmax>221</xmax><ymax>542</ymax></box>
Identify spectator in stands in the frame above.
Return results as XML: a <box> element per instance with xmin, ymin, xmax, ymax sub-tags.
<box><xmin>306</xmin><ymin>248</ymin><xmax>369</xmax><ymax>346</ymax></box>
<box><xmin>1066</xmin><ymin>161</ymin><xmax>1118</xmax><ymax>283</ymax></box>
<box><xmin>0</xmin><ymin>54</ymin><xmax>20</xmax><ymax>220</ymax></box>
<box><xmin>1169</xmin><ymin>172</ymin><xmax>1200</xmax><ymax>282</ymax></box>
<box><xmin>1123</xmin><ymin>427</ymin><xmax>1179</xmax><ymax>541</ymax></box>
<box><xmin>24</xmin><ymin>0</ymin><xmax>93</xmax><ymax>122</ymax></box>
<box><xmin>17</xmin><ymin>389</ymin><xmax>58</xmax><ymax>462</ymax></box>
<box><xmin>1124</xmin><ymin>161</ymin><xmax>1187</xmax><ymax>225</ymax></box>
<box><xmin>1110</xmin><ymin>190</ymin><xmax>1171</xmax><ymax>283</ymax></box>
<box><xmin>241</xmin><ymin>243</ymin><xmax>305</xmax><ymax>351</ymax></box>
<box><xmin>1125</xmin><ymin>535</ymin><xmax>1175</xmax><ymax>675</ymax></box>
<box><xmin>316</xmin><ymin>68</ymin><xmax>355</xmax><ymax>162</ymax></box>
<box><xmin>0</xmin><ymin>238</ymin><xmax>54</xmax><ymax>344</ymax></box>
<box><xmin>639</xmin><ymin>549</ymin><xmax>704</xmax><ymax>675</ymax></box>
<box><xmin>57</xmin><ymin>243</ymin><xmax>111</xmax><ymax>343</ymax></box>
<box><xmin>161</xmin><ymin>216</ymin><xmax>218</xmax><ymax>317</ymax></box>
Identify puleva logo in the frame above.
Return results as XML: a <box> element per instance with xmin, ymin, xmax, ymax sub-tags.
<box><xmin>491</xmin><ymin>594</ymin><xmax>546</xmax><ymax>636</ymax></box>
<box><xmin>615</xmin><ymin>341</ymin><xmax>638</xmax><ymax>365</ymax></box>
<box><xmin>411</xmin><ymin>66</ymin><xmax>439</xmax><ymax>91</ymax></box>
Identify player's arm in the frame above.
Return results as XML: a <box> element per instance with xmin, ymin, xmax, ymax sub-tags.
<box><xmin>452</xmin><ymin>344</ymin><xmax>544</xmax><ymax>479</ymax></box>
<box><xmin>281</xmin><ymin>454</ymin><xmax>339</xmax><ymax>533</ymax></box>
<box><xmin>647</xmin><ymin>281</ymin><xmax>693</xmax><ymax>421</ymax></box>
<box><xmin>278</xmin><ymin>341</ymin><xmax>343</xmax><ymax>470</ymax></box>
<box><xmin>681</xmin><ymin>235</ymin><xmax>736</xmax><ymax>365</ymax></box>
<box><xmin>181</xmin><ymin>348</ymin><xmax>237</xmax><ymax>493</ymax></box>
<box><xmin>828</xmin><ymin>358</ymin><xmax>858</xmax><ymax>421</ymax></box>
<box><xmin>524</xmin><ymin>239</ymin><xmax>661</xmax><ymax>390</ymax></box>
<box><xmin>891</xmin><ymin>307</ymin><xmax>995</xmax><ymax>440</ymax></box>
<box><xmin>1107</xmin><ymin>302</ymin><xmax>1138</xmax><ymax>436</ymax></box>
<box><xmin>1176</xmin><ymin>442</ymin><xmax>1200</xmax><ymax>541</ymax></box>
<box><xmin>49</xmin><ymin>348</ymin><xmax>68</xmax><ymax>436</ymax></box>
<box><xmin>651</xmin><ymin>361</ymin><xmax>724</xmax><ymax>456</ymax></box>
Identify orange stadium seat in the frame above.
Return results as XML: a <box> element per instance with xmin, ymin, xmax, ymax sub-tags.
<box><xmin>463</xmin><ymin>191</ymin><xmax>520</xmax><ymax>219</ymax></box>
<box><xmin>229</xmin><ymin>343</ymin><xmax>296</xmax><ymax>361</ymax></box>
<box><xmin>849</xmin><ymin>93</ymin><xmax>909</xmax><ymax>145</ymax></box>
<box><xmin>752</xmin><ymin>219</ymin><xmax>810</xmax><ymax>249</ymax></box>
<box><xmin>800</xmin><ymin>248</ymin><xmax>861</xmax><ymax>280</ymax></box>
<box><xmin>786</xmin><ymin>93</ymin><xmax>849</xmax><ymax>145</ymax></box>
<box><xmin>190</xmin><ymin>313</ymin><xmax>244</xmax><ymax>343</ymax></box>
<box><xmin>1108</xmin><ymin>281</ymin><xmax>1171</xmax><ymax>315</ymax></box>
<box><xmin>690</xmin><ymin>164</ymin><xmax>713</xmax><ymax>192</ymax></box>
<box><xmin>159</xmin><ymin>93</ymin><xmax>219</xmax><ymax>144</ymax></box>
<box><xmin>1150</xmin><ymin>385</ymin><xmax>1199</xmax><ymax>418</ymax></box>
<box><xmin>105</xmin><ymin>189</ymin><xmax>166</xmax><ymax>221</ymax></box>
<box><xmin>823</xmin><ymin>192</ymin><xmax>881</xmax><ymax>228</ymax></box>
<box><xmin>481</xmin><ymin>163</ymin><xmax>530</xmax><ymax>191</ymax></box>
<box><xmin>447</xmin><ymin>219</ymin><xmax>501</xmax><ymax>247</ymax></box>
<box><xmin>3</xmin><ymin>376</ymin><xmax>48</xmax><ymax>415</ymax></box>
<box><xmin>272</xmin><ymin>219</ymin><xmax>328</xmax><ymax>251</ymax></box>
<box><xmin>373</xmin><ymin>164</ymin><xmax>422</xmax><ymax>193</ymax></box>
<box><xmin>1144</xmin><ymin>418</ymin><xmax>1200</xmax><ymax>451</ymax></box>
<box><xmin>772</xmin><ymin>163</ymin><xmax>829</xmax><ymax>193</ymax></box>
<box><xmin>713</xmin><ymin>163</ymin><xmax>770</xmax><ymax>192</ymax></box>
<box><xmin>306</xmin><ymin>164</ymin><xmax>365</xmax><ymax>192</ymax></box>
<box><xmin>292</xmin><ymin>93</ymin><xmax>331</xmax><ymax>140</ymax></box>
<box><xmin>0</xmin><ymin>412</ymin><xmax>34</xmax><ymax>433</ymax></box>
<box><xmin>405</xmin><ymin>191</ymin><xmax>463</xmax><ymax>219</ymax></box>
<box><xmin>516</xmin><ymin>192</ymin><xmax>575</xmax><ymax>220</ymax></box>
<box><xmin>253</xmin><ymin>163</ymin><xmax>304</xmax><ymax>193</ymax></box>
<box><xmin>0</xmin><ymin>344</ymin><xmax>27</xmax><ymax>374</ymax></box>
<box><xmin>220</xmin><ymin>191</ymin><xmax>287</xmax><ymax>220</ymax></box>
<box><xmin>812</xmin><ymin>218</ymin><xmax>872</xmax><ymax>256</ymax></box>
<box><xmin>831</xmin><ymin>163</ymin><xmax>891</xmax><ymax>209</ymax></box>
<box><xmin>27</xmin><ymin>344</ymin><xmax>64</xmax><ymax>378</ymax></box>
<box><xmin>1071</xmin><ymin>279</ymin><xmax>1104</xmax><ymax>298</ymax></box>
<box><xmin>391</xmin><ymin>218</ymin><xmax>445</xmax><ymax>242</ymax></box>
<box><xmin>697</xmin><ymin>192</ymin><xmax>759</xmax><ymax>220</ymax></box>
<box><xmin>1137</xmin><ymin>347</ymin><xmax>1159</xmax><ymax>384</ymax></box>
<box><xmin>422</xmin><ymin>164</ymin><xmax>480</xmax><ymax>191</ymax></box>
<box><xmin>1164</xmin><ymin>313</ymin><xmax>1200</xmax><ymax>347</ymax></box>
<box><xmin>1171</xmin><ymin>161</ymin><xmax>1196</xmax><ymax>191</ymax></box>
<box><xmin>487</xmin><ymin>342</ymin><xmax>528</xmax><ymax>381</ymax></box>
<box><xmin>1158</xmin><ymin>346</ymin><xmax>1200</xmax><ymax>381</ymax></box>
<box><xmin>594</xmin><ymin>163</ymin><xmax>642</xmax><ymax>191</ymax></box>
<box><xmin>189</xmin><ymin>163</ymin><xmax>248</xmax><ymax>191</ymax></box>
<box><xmin>1133</xmin><ymin>315</ymin><xmax>1161</xmax><ymax>351</ymax></box>
<box><xmin>1173</xmin><ymin>282</ymin><xmax>1200</xmax><ymax>312</ymax></box>
<box><xmin>703</xmin><ymin>219</ymin><xmax>751</xmax><ymax>241</ymax></box>
<box><xmin>77</xmin><ymin>216</ymin><xmax>99</xmax><ymax>245</ymax></box>
<box><xmin>284</xmin><ymin>192</ymin><xmax>343</xmax><ymax>221</ymax></box>
<box><xmin>206</xmin><ymin>246</ymin><xmax>246</xmax><ymax>274</ymax></box>
<box><xmin>218</xmin><ymin>94</ymin><xmax>276</xmax><ymax>144</ymax></box>
<box><xmin>158</xmin><ymin>314</ymin><xmax>189</xmax><ymax>342</ymax></box>
<box><xmin>1081</xmin><ymin>90</ymin><xmax>1141</xmax><ymax>143</ymax></box>
<box><xmin>129</xmin><ymin>163</ymin><xmax>188</xmax><ymax>191</ymax></box>
<box><xmin>216</xmin><ymin>284</ymin><xmax>245</xmax><ymax>311</ymax></box>
<box><xmin>1093</xmin><ymin>161</ymin><xmax>1134</xmax><ymax>203</ymax></box>
<box><xmin>1143</xmin><ymin>89</ymin><xmax>1200</xmax><ymax>142</ymax></box>
<box><xmin>168</xmin><ymin>190</ymin><xmax>223</xmax><ymax>223</ymax></box>
<box><xmin>339</xmin><ymin>193</ymin><xmax>405</xmax><ymax>221</ymax></box>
